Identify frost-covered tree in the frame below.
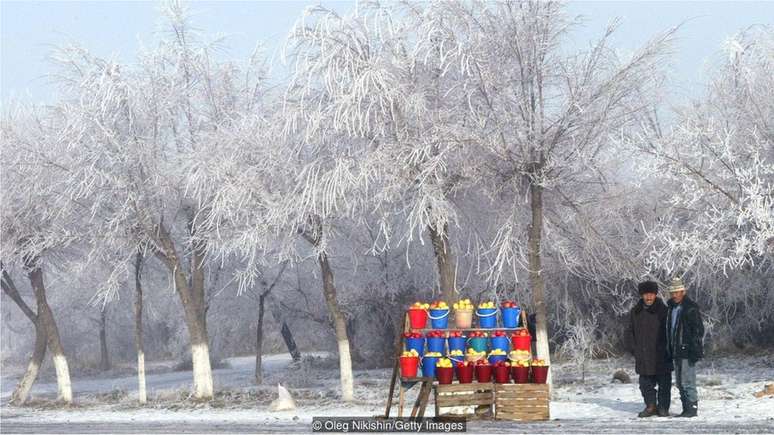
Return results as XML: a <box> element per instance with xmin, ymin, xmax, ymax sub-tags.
<box><xmin>1</xmin><ymin>105</ymin><xmax>74</xmax><ymax>404</ymax></box>
<box><xmin>413</xmin><ymin>1</ymin><xmax>675</xmax><ymax>383</ymax></box>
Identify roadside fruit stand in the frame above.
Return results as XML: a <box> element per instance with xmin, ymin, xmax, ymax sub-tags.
<box><xmin>384</xmin><ymin>299</ymin><xmax>550</xmax><ymax>421</ymax></box>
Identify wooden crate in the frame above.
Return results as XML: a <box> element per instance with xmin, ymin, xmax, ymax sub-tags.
<box><xmin>434</xmin><ymin>382</ymin><xmax>495</xmax><ymax>419</ymax></box>
<box><xmin>494</xmin><ymin>384</ymin><xmax>550</xmax><ymax>421</ymax></box>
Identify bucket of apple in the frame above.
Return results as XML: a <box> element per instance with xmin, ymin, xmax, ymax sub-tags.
<box><xmin>511</xmin><ymin>328</ymin><xmax>531</xmax><ymax>351</ymax></box>
<box><xmin>490</xmin><ymin>330</ymin><xmax>510</xmax><ymax>352</ymax></box>
<box><xmin>452</xmin><ymin>299</ymin><xmax>474</xmax><ymax>328</ymax></box>
<box><xmin>426</xmin><ymin>330</ymin><xmax>446</xmax><ymax>354</ymax></box>
<box><xmin>488</xmin><ymin>348</ymin><xmax>507</xmax><ymax>365</ymax></box>
<box><xmin>422</xmin><ymin>352</ymin><xmax>442</xmax><ymax>378</ymax></box>
<box><xmin>399</xmin><ymin>350</ymin><xmax>420</xmax><ymax>378</ymax></box>
<box><xmin>476</xmin><ymin>301</ymin><xmax>498</xmax><ymax>328</ymax></box>
<box><xmin>436</xmin><ymin>358</ymin><xmax>454</xmax><ymax>384</ymax></box>
<box><xmin>493</xmin><ymin>361</ymin><xmax>511</xmax><ymax>383</ymax></box>
<box><xmin>501</xmin><ymin>300</ymin><xmax>521</xmax><ymax>328</ymax></box>
<box><xmin>531</xmin><ymin>359</ymin><xmax>549</xmax><ymax>384</ymax></box>
<box><xmin>456</xmin><ymin>361</ymin><xmax>474</xmax><ymax>384</ymax></box>
<box><xmin>408</xmin><ymin>302</ymin><xmax>430</xmax><ymax>330</ymax></box>
<box><xmin>509</xmin><ymin>354</ymin><xmax>531</xmax><ymax>384</ymax></box>
<box><xmin>465</xmin><ymin>348</ymin><xmax>486</xmax><ymax>363</ymax></box>
<box><xmin>428</xmin><ymin>301</ymin><xmax>450</xmax><ymax>329</ymax></box>
<box><xmin>448</xmin><ymin>349</ymin><xmax>465</xmax><ymax>366</ymax></box>
<box><xmin>447</xmin><ymin>331</ymin><xmax>466</xmax><ymax>354</ymax></box>
<box><xmin>467</xmin><ymin>331</ymin><xmax>488</xmax><ymax>353</ymax></box>
<box><xmin>403</xmin><ymin>332</ymin><xmax>425</xmax><ymax>358</ymax></box>
<box><xmin>475</xmin><ymin>359</ymin><xmax>492</xmax><ymax>383</ymax></box>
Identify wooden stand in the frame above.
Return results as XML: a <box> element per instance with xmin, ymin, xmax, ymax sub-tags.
<box><xmin>384</xmin><ymin>309</ymin><xmax>544</xmax><ymax>420</ymax></box>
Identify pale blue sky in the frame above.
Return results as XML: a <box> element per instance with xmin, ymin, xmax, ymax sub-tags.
<box><xmin>1</xmin><ymin>1</ymin><xmax>772</xmax><ymax>103</ymax></box>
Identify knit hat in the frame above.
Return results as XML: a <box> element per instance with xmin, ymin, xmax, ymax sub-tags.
<box><xmin>668</xmin><ymin>277</ymin><xmax>686</xmax><ymax>293</ymax></box>
<box><xmin>638</xmin><ymin>281</ymin><xmax>659</xmax><ymax>295</ymax></box>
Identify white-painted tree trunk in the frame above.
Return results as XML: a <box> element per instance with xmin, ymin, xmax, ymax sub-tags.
<box><xmin>337</xmin><ymin>337</ymin><xmax>354</xmax><ymax>402</ymax></box>
<box><xmin>137</xmin><ymin>352</ymin><xmax>147</xmax><ymax>404</ymax></box>
<box><xmin>191</xmin><ymin>343</ymin><xmax>214</xmax><ymax>399</ymax></box>
<box><xmin>52</xmin><ymin>354</ymin><xmax>73</xmax><ymax>403</ymax></box>
<box><xmin>12</xmin><ymin>360</ymin><xmax>40</xmax><ymax>405</ymax></box>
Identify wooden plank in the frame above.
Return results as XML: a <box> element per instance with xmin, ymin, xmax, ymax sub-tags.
<box><xmin>495</xmin><ymin>384</ymin><xmax>549</xmax><ymax>393</ymax></box>
<box><xmin>436</xmin><ymin>383</ymin><xmax>494</xmax><ymax>393</ymax></box>
<box><xmin>496</xmin><ymin>413</ymin><xmax>549</xmax><ymax>421</ymax></box>
<box><xmin>437</xmin><ymin>394</ymin><xmax>494</xmax><ymax>407</ymax></box>
<box><xmin>495</xmin><ymin>391</ymin><xmax>549</xmax><ymax>398</ymax></box>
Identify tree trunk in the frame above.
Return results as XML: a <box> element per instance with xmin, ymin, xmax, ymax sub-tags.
<box><xmin>527</xmin><ymin>180</ymin><xmax>552</xmax><ymax>387</ymax></box>
<box><xmin>134</xmin><ymin>252</ymin><xmax>147</xmax><ymax>404</ymax></box>
<box><xmin>27</xmin><ymin>263</ymin><xmax>72</xmax><ymax>403</ymax></box>
<box><xmin>2</xmin><ymin>269</ymin><xmax>47</xmax><ymax>405</ymax></box>
<box><xmin>99</xmin><ymin>309</ymin><xmax>111</xmax><ymax>371</ymax></box>
<box><xmin>266</xmin><ymin>295</ymin><xmax>301</xmax><ymax>362</ymax></box>
<box><xmin>155</xmin><ymin>222</ymin><xmax>214</xmax><ymax>400</ymax></box>
<box><xmin>255</xmin><ymin>293</ymin><xmax>266</xmax><ymax>384</ymax></box>
<box><xmin>318</xmin><ymin>251</ymin><xmax>355</xmax><ymax>401</ymax></box>
<box><xmin>428</xmin><ymin>222</ymin><xmax>457</xmax><ymax>303</ymax></box>
<box><xmin>11</xmin><ymin>319</ymin><xmax>47</xmax><ymax>405</ymax></box>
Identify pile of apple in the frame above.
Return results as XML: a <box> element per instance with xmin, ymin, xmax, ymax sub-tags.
<box><xmin>429</xmin><ymin>301</ymin><xmax>449</xmax><ymax>310</ymax></box>
<box><xmin>489</xmin><ymin>348</ymin><xmax>507</xmax><ymax>356</ymax></box>
<box><xmin>410</xmin><ymin>302</ymin><xmax>430</xmax><ymax>310</ymax></box>
<box><xmin>531</xmin><ymin>359</ymin><xmax>548</xmax><ymax>367</ymax></box>
<box><xmin>509</xmin><ymin>349</ymin><xmax>531</xmax><ymax>360</ymax></box>
<box><xmin>453</xmin><ymin>299</ymin><xmax>474</xmax><ymax>311</ymax></box>
<box><xmin>468</xmin><ymin>331</ymin><xmax>488</xmax><ymax>338</ymax></box>
<box><xmin>501</xmin><ymin>300</ymin><xmax>518</xmax><ymax>308</ymax></box>
<box><xmin>492</xmin><ymin>360</ymin><xmax>508</xmax><ymax>368</ymax></box>
<box><xmin>448</xmin><ymin>331</ymin><xmax>464</xmax><ymax>338</ymax></box>
<box><xmin>510</xmin><ymin>359</ymin><xmax>530</xmax><ymax>367</ymax></box>
<box><xmin>423</xmin><ymin>351</ymin><xmax>443</xmax><ymax>358</ymax></box>
<box><xmin>456</xmin><ymin>360</ymin><xmax>472</xmax><ymax>368</ymax></box>
<box><xmin>449</xmin><ymin>349</ymin><xmax>464</xmax><ymax>357</ymax></box>
<box><xmin>475</xmin><ymin>359</ymin><xmax>490</xmax><ymax>366</ymax></box>
<box><xmin>401</xmin><ymin>349</ymin><xmax>419</xmax><ymax>358</ymax></box>
<box><xmin>403</xmin><ymin>332</ymin><xmax>422</xmax><ymax>339</ymax></box>
<box><xmin>436</xmin><ymin>358</ymin><xmax>453</xmax><ymax>368</ymax></box>
<box><xmin>492</xmin><ymin>330</ymin><xmax>507</xmax><ymax>337</ymax></box>
<box><xmin>426</xmin><ymin>330</ymin><xmax>446</xmax><ymax>338</ymax></box>
<box><xmin>478</xmin><ymin>301</ymin><xmax>496</xmax><ymax>309</ymax></box>
<box><xmin>512</xmin><ymin>328</ymin><xmax>530</xmax><ymax>338</ymax></box>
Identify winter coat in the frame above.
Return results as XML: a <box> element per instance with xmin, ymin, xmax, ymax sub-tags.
<box><xmin>666</xmin><ymin>297</ymin><xmax>705</xmax><ymax>362</ymax></box>
<box><xmin>625</xmin><ymin>297</ymin><xmax>672</xmax><ymax>375</ymax></box>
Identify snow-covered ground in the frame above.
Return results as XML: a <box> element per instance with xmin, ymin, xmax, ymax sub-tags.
<box><xmin>1</xmin><ymin>353</ymin><xmax>773</xmax><ymax>433</ymax></box>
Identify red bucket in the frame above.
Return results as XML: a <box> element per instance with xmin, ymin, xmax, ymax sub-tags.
<box><xmin>456</xmin><ymin>364</ymin><xmax>474</xmax><ymax>383</ymax></box>
<box><xmin>475</xmin><ymin>365</ymin><xmax>492</xmax><ymax>383</ymax></box>
<box><xmin>511</xmin><ymin>330</ymin><xmax>531</xmax><ymax>351</ymax></box>
<box><xmin>494</xmin><ymin>365</ymin><xmax>510</xmax><ymax>383</ymax></box>
<box><xmin>399</xmin><ymin>356</ymin><xmax>419</xmax><ymax>378</ymax></box>
<box><xmin>532</xmin><ymin>365</ymin><xmax>549</xmax><ymax>384</ymax></box>
<box><xmin>436</xmin><ymin>366</ymin><xmax>454</xmax><ymax>384</ymax></box>
<box><xmin>408</xmin><ymin>308</ymin><xmax>428</xmax><ymax>330</ymax></box>
<box><xmin>511</xmin><ymin>366</ymin><xmax>530</xmax><ymax>384</ymax></box>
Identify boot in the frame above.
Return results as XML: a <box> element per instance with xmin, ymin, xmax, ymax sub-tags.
<box><xmin>677</xmin><ymin>400</ymin><xmax>697</xmax><ymax>417</ymax></box>
<box><xmin>638</xmin><ymin>404</ymin><xmax>658</xmax><ymax>418</ymax></box>
<box><xmin>657</xmin><ymin>408</ymin><xmax>670</xmax><ymax>417</ymax></box>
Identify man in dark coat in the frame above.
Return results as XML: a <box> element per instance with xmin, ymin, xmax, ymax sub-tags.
<box><xmin>625</xmin><ymin>281</ymin><xmax>671</xmax><ymax>417</ymax></box>
<box><xmin>666</xmin><ymin>277</ymin><xmax>704</xmax><ymax>417</ymax></box>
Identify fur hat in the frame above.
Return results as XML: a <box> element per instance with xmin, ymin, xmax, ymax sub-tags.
<box><xmin>638</xmin><ymin>281</ymin><xmax>659</xmax><ymax>295</ymax></box>
<box><xmin>668</xmin><ymin>277</ymin><xmax>686</xmax><ymax>293</ymax></box>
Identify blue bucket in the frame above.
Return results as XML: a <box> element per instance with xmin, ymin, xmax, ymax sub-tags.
<box><xmin>429</xmin><ymin>308</ymin><xmax>450</xmax><ymax>329</ymax></box>
<box><xmin>422</xmin><ymin>356</ymin><xmax>438</xmax><ymax>377</ymax></box>
<box><xmin>477</xmin><ymin>308</ymin><xmax>498</xmax><ymax>328</ymax></box>
<box><xmin>490</xmin><ymin>335</ymin><xmax>510</xmax><ymax>352</ymax></box>
<box><xmin>405</xmin><ymin>337</ymin><xmax>425</xmax><ymax>357</ymax></box>
<box><xmin>502</xmin><ymin>306</ymin><xmax>521</xmax><ymax>328</ymax></box>
<box><xmin>427</xmin><ymin>336</ymin><xmax>446</xmax><ymax>354</ymax></box>
<box><xmin>488</xmin><ymin>354</ymin><xmax>507</xmax><ymax>365</ymax></box>
<box><xmin>468</xmin><ymin>337</ymin><xmax>488</xmax><ymax>353</ymax></box>
<box><xmin>448</xmin><ymin>336</ymin><xmax>466</xmax><ymax>353</ymax></box>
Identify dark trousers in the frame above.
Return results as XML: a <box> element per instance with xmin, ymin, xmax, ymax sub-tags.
<box><xmin>639</xmin><ymin>372</ymin><xmax>671</xmax><ymax>410</ymax></box>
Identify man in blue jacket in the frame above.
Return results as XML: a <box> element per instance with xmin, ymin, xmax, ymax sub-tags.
<box><xmin>666</xmin><ymin>277</ymin><xmax>705</xmax><ymax>417</ymax></box>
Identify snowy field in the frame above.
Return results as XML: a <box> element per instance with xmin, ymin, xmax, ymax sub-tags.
<box><xmin>1</xmin><ymin>353</ymin><xmax>773</xmax><ymax>433</ymax></box>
